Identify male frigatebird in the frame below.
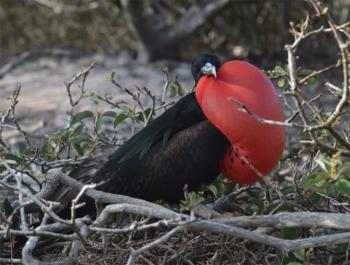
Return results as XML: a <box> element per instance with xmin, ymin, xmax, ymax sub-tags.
<box><xmin>53</xmin><ymin>53</ymin><xmax>285</xmax><ymax>209</ymax></box>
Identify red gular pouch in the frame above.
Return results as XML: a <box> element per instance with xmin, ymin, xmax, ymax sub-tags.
<box><xmin>195</xmin><ymin>60</ymin><xmax>285</xmax><ymax>184</ymax></box>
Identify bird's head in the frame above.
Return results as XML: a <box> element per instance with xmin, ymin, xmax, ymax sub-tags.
<box><xmin>191</xmin><ymin>53</ymin><xmax>222</xmax><ymax>84</ymax></box>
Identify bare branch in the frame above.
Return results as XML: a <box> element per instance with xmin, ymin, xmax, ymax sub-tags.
<box><xmin>188</xmin><ymin>220</ymin><xmax>350</xmax><ymax>253</ymax></box>
<box><xmin>65</xmin><ymin>62</ymin><xmax>95</xmax><ymax>108</ymax></box>
<box><xmin>214</xmin><ymin>212</ymin><xmax>350</xmax><ymax>230</ymax></box>
<box><xmin>0</xmin><ymin>258</ymin><xmax>22</xmax><ymax>264</ymax></box>
<box><xmin>22</xmin><ymin>221</ymin><xmax>88</xmax><ymax>265</ymax></box>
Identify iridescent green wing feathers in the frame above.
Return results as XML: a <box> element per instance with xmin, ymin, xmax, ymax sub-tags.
<box><xmin>109</xmin><ymin>92</ymin><xmax>206</xmax><ymax>164</ymax></box>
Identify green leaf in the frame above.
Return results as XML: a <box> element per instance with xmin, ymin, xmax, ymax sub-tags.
<box><xmin>306</xmin><ymin>77</ymin><xmax>318</xmax><ymax>86</ymax></box>
<box><xmin>307</xmin><ymin>192</ymin><xmax>324</xmax><ymax>205</ymax></box>
<box><xmin>74</xmin><ymin>142</ymin><xmax>84</xmax><ymax>156</ymax></box>
<box><xmin>315</xmin><ymin>156</ymin><xmax>332</xmax><ymax>172</ymax></box>
<box><xmin>3</xmin><ymin>153</ymin><xmax>23</xmax><ymax>163</ymax></box>
<box><xmin>298</xmin><ymin>68</ymin><xmax>313</xmax><ymax>77</ymax></box>
<box><xmin>72</xmin><ymin>124</ymin><xmax>84</xmax><ymax>137</ymax></box>
<box><xmin>286</xmin><ymin>262</ymin><xmax>302</xmax><ymax>265</ymax></box>
<box><xmin>281</xmin><ymin>227</ymin><xmax>301</xmax><ymax>240</ymax></box>
<box><xmin>59</xmin><ymin>127</ymin><xmax>70</xmax><ymax>139</ymax></box>
<box><xmin>169</xmin><ymin>85</ymin><xmax>177</xmax><ymax>98</ymax></box>
<box><xmin>303</xmin><ymin>172</ymin><xmax>330</xmax><ymax>190</ymax></box>
<box><xmin>71</xmin><ymin>111</ymin><xmax>94</xmax><ymax>125</ymax></box>
<box><xmin>282</xmin><ymin>186</ymin><xmax>296</xmax><ymax>195</ymax></box>
<box><xmin>90</xmin><ymin>95</ymin><xmax>100</xmax><ymax>104</ymax></box>
<box><xmin>136</xmin><ymin>108</ymin><xmax>153</xmax><ymax>122</ymax></box>
<box><xmin>180</xmin><ymin>191</ymin><xmax>205</xmax><ymax>211</ymax></box>
<box><xmin>333</xmin><ymin>243</ymin><xmax>348</xmax><ymax>252</ymax></box>
<box><xmin>207</xmin><ymin>184</ymin><xmax>218</xmax><ymax>197</ymax></box>
<box><xmin>338</xmin><ymin>162</ymin><xmax>350</xmax><ymax>175</ymax></box>
<box><xmin>0</xmin><ymin>165</ymin><xmax>6</xmax><ymax>173</ymax></box>
<box><xmin>114</xmin><ymin>212</ymin><xmax>124</xmax><ymax>224</ymax></box>
<box><xmin>293</xmin><ymin>249</ymin><xmax>305</xmax><ymax>261</ymax></box>
<box><xmin>102</xmin><ymin>111</ymin><xmax>117</xmax><ymax>118</ymax></box>
<box><xmin>277</xmin><ymin>78</ymin><xmax>288</xmax><ymax>89</ymax></box>
<box><xmin>274</xmin><ymin>65</ymin><xmax>287</xmax><ymax>74</ymax></box>
<box><xmin>177</xmin><ymin>85</ymin><xmax>185</xmax><ymax>96</ymax></box>
<box><xmin>38</xmin><ymin>145</ymin><xmax>50</xmax><ymax>158</ymax></box>
<box><xmin>109</xmin><ymin>71</ymin><xmax>116</xmax><ymax>81</ymax></box>
<box><xmin>335</xmin><ymin>178</ymin><xmax>350</xmax><ymax>198</ymax></box>
<box><xmin>113</xmin><ymin>113</ymin><xmax>129</xmax><ymax>127</ymax></box>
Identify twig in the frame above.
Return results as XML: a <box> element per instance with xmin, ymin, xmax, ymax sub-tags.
<box><xmin>308</xmin><ymin>0</ymin><xmax>349</xmax><ymax>128</ymax></box>
<box><xmin>90</xmin><ymin>219</ymin><xmax>176</xmax><ymax>234</ymax></box>
<box><xmin>33</xmin><ymin>0</ymin><xmax>100</xmax><ymax>13</ymax></box>
<box><xmin>161</xmin><ymin>67</ymin><xmax>170</xmax><ymax>104</ymax></box>
<box><xmin>228</xmin><ymin>97</ymin><xmax>304</xmax><ymax>129</ymax></box>
<box><xmin>70</xmin><ymin>183</ymin><xmax>97</xmax><ymax>226</ymax></box>
<box><xmin>298</xmin><ymin>62</ymin><xmax>340</xmax><ymax>85</ymax></box>
<box><xmin>127</xmin><ymin>226</ymin><xmax>184</xmax><ymax>265</ymax></box>
<box><xmin>36</xmin><ymin>156</ymin><xmax>88</xmax><ymax>170</ymax></box>
<box><xmin>0</xmin><ymin>258</ymin><xmax>22</xmax><ymax>264</ymax></box>
<box><xmin>65</xmin><ymin>62</ymin><xmax>95</xmax><ymax>108</ymax></box>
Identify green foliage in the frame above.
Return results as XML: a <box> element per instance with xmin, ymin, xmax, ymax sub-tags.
<box><xmin>113</xmin><ymin>113</ymin><xmax>129</xmax><ymax>128</ymax></box>
<box><xmin>169</xmin><ymin>83</ymin><xmax>185</xmax><ymax>98</ymax></box>
<box><xmin>180</xmin><ymin>191</ymin><xmax>206</xmax><ymax>211</ymax></box>
<box><xmin>179</xmin><ymin>175</ymin><xmax>235</xmax><ymax>212</ymax></box>
<box><xmin>297</xmin><ymin>68</ymin><xmax>318</xmax><ymax>86</ymax></box>
<box><xmin>268</xmin><ymin>65</ymin><xmax>289</xmax><ymax>89</ymax></box>
<box><xmin>302</xmin><ymin>153</ymin><xmax>350</xmax><ymax>200</ymax></box>
<box><xmin>335</xmin><ymin>178</ymin><xmax>350</xmax><ymax>198</ymax></box>
<box><xmin>269</xmin><ymin>65</ymin><xmax>319</xmax><ymax>89</ymax></box>
<box><xmin>204</xmin><ymin>175</ymin><xmax>236</xmax><ymax>199</ymax></box>
<box><xmin>71</xmin><ymin>110</ymin><xmax>94</xmax><ymax>125</ymax></box>
<box><xmin>277</xmin><ymin>249</ymin><xmax>312</xmax><ymax>265</ymax></box>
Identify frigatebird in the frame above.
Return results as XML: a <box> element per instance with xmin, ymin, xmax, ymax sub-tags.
<box><xmin>53</xmin><ymin>53</ymin><xmax>285</xmax><ymax>210</ymax></box>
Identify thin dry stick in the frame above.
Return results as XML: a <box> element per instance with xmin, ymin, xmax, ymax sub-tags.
<box><xmin>307</xmin><ymin>0</ymin><xmax>349</xmax><ymax>129</ymax></box>
<box><xmin>127</xmin><ymin>226</ymin><xmax>184</xmax><ymax>265</ymax></box>
<box><xmin>0</xmin><ymin>258</ymin><xmax>22</xmax><ymax>264</ymax></box>
<box><xmin>65</xmin><ymin>62</ymin><xmax>95</xmax><ymax>107</ymax></box>
<box><xmin>70</xmin><ymin>183</ymin><xmax>97</xmax><ymax>226</ymax></box>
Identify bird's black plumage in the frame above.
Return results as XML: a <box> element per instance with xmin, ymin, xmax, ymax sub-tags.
<box><xmin>90</xmin><ymin>92</ymin><xmax>229</xmax><ymax>202</ymax></box>
<box><xmin>52</xmin><ymin>53</ymin><xmax>229</xmax><ymax>210</ymax></box>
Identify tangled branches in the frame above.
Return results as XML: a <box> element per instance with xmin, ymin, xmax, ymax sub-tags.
<box><xmin>1</xmin><ymin>0</ymin><xmax>350</xmax><ymax>264</ymax></box>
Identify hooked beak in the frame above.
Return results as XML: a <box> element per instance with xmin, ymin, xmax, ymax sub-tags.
<box><xmin>200</xmin><ymin>62</ymin><xmax>217</xmax><ymax>79</ymax></box>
